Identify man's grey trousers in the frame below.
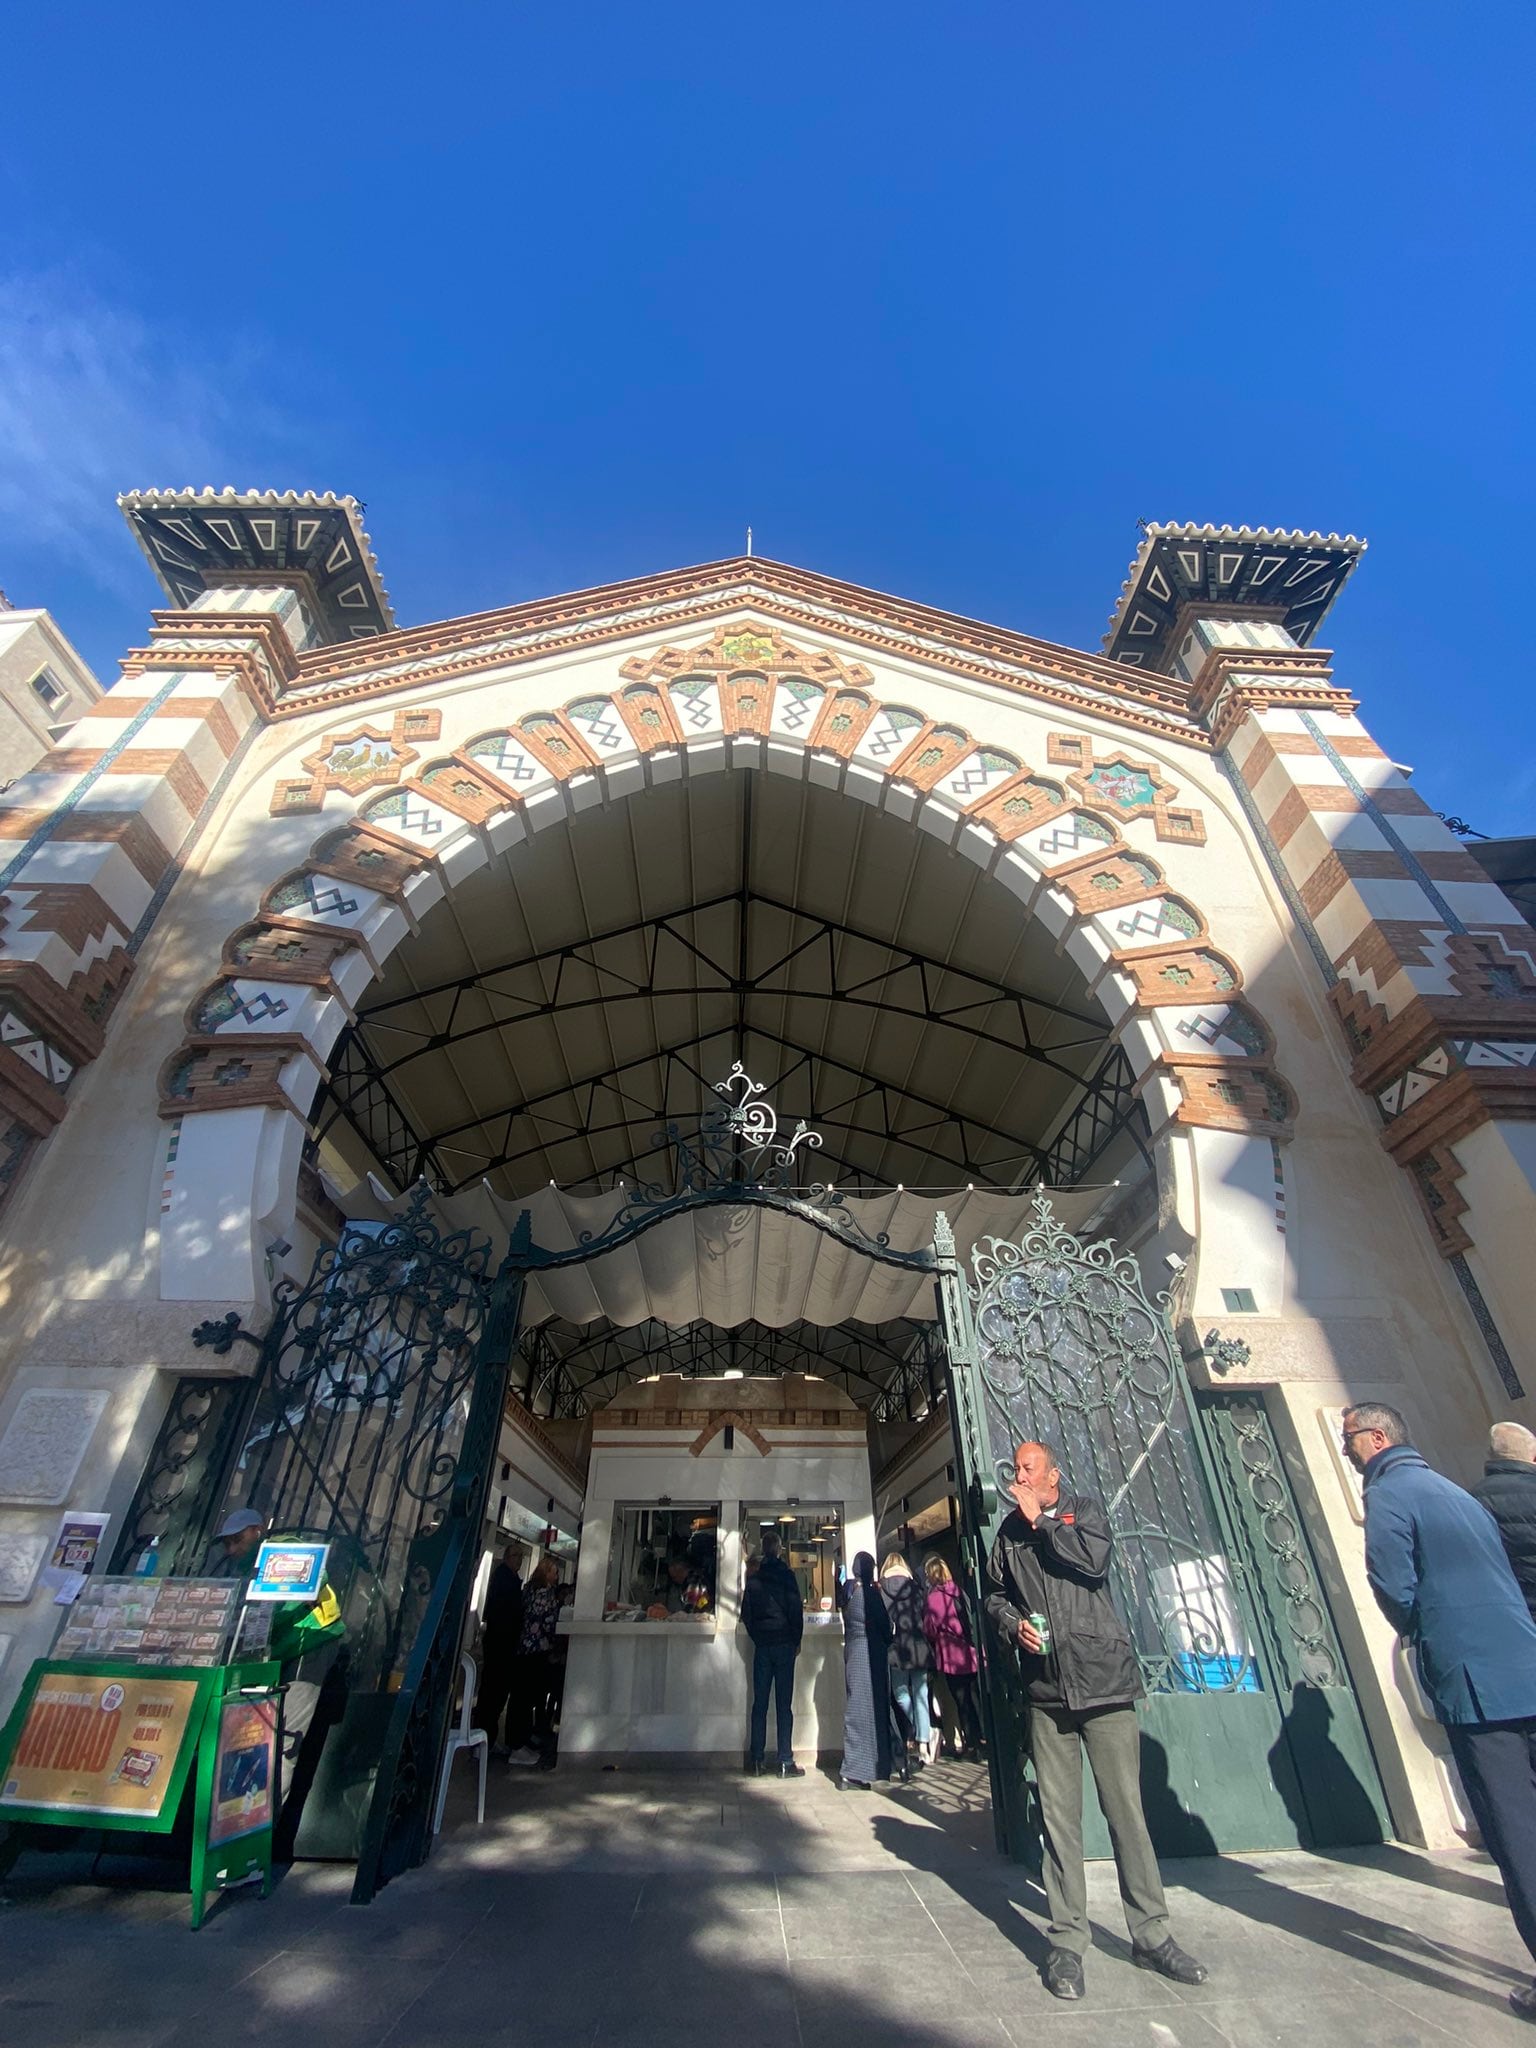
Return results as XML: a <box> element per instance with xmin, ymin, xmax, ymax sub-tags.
<box><xmin>1028</xmin><ymin>1701</ymin><xmax>1170</xmax><ymax>1957</ymax></box>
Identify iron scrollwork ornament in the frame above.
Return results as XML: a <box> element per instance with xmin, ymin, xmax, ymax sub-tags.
<box><xmin>964</xmin><ymin>1188</ymin><xmax>1260</xmax><ymax>1697</ymax></box>
<box><xmin>1210</xmin><ymin>1396</ymin><xmax>1342</xmax><ymax>1688</ymax></box>
<box><xmin>556</xmin><ymin>1065</ymin><xmax>919</xmax><ymax>1270</ymax></box>
<box><xmin>1203</xmin><ymin>1328</ymin><xmax>1252</xmax><ymax>1375</ymax></box>
<box><xmin>191</xmin><ymin>1310</ymin><xmax>263</xmax><ymax>1357</ymax></box>
<box><xmin>713</xmin><ymin>1062</ymin><xmax>825</xmax><ymax>1183</ymax></box>
<box><xmin>968</xmin><ymin>1189</ymin><xmax>1177</xmax><ymax>1422</ymax></box>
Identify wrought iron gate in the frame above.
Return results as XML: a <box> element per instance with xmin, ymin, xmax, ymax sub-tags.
<box><xmin>936</xmin><ymin>1193</ymin><xmax>1388</xmax><ymax>1857</ymax></box>
<box><xmin>192</xmin><ymin>1187</ymin><xmax>521</xmax><ymax>1900</ymax></box>
<box><xmin>179</xmin><ymin>1067</ymin><xmax>941</xmax><ymax>1897</ymax></box>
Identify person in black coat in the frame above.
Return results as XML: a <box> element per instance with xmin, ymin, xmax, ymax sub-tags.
<box><xmin>1473</xmin><ymin>1421</ymin><xmax>1536</xmax><ymax>1621</ymax></box>
<box><xmin>742</xmin><ymin>1531</ymin><xmax>805</xmax><ymax>1778</ymax></box>
<box><xmin>474</xmin><ymin>1543</ymin><xmax>525</xmax><ymax>1753</ymax></box>
<box><xmin>985</xmin><ymin>1440</ymin><xmax>1207</xmax><ymax>2004</ymax></box>
<box><xmin>1346</xmin><ymin>1402</ymin><xmax>1536</xmax><ymax>2023</ymax></box>
<box><xmin>837</xmin><ymin>1551</ymin><xmax>893</xmax><ymax>1787</ymax></box>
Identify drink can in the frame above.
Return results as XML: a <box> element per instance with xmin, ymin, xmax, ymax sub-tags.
<box><xmin>1029</xmin><ymin>1610</ymin><xmax>1051</xmax><ymax>1654</ymax></box>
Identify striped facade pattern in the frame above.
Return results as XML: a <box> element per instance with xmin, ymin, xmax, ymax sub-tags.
<box><xmin>0</xmin><ymin>600</ymin><xmax>298</xmax><ymax>1201</ymax></box>
<box><xmin>1220</xmin><ymin>669</ymin><xmax>1536</xmax><ymax>1255</ymax></box>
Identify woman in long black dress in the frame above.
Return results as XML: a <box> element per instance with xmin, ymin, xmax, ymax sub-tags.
<box><xmin>837</xmin><ymin>1551</ymin><xmax>893</xmax><ymax>1788</ymax></box>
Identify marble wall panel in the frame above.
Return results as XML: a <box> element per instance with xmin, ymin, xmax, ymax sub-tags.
<box><xmin>0</xmin><ymin>1387</ymin><xmax>110</xmax><ymax>1505</ymax></box>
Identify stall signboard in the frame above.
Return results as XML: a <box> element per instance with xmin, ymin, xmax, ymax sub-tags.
<box><xmin>189</xmin><ymin>1676</ymin><xmax>280</xmax><ymax>1929</ymax></box>
<box><xmin>0</xmin><ymin>1668</ymin><xmax>202</xmax><ymax>1820</ymax></box>
<box><xmin>247</xmin><ymin>1540</ymin><xmax>329</xmax><ymax>1602</ymax></box>
<box><xmin>0</xmin><ymin>1657</ymin><xmax>281</xmax><ymax>1927</ymax></box>
<box><xmin>206</xmin><ymin>1694</ymin><xmax>277</xmax><ymax>1846</ymax></box>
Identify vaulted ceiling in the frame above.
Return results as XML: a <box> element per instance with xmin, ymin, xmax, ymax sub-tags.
<box><xmin>314</xmin><ymin>767</ymin><xmax>1150</xmax><ymax>1202</ymax></box>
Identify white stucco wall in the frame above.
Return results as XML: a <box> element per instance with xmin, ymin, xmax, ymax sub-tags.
<box><xmin>560</xmin><ymin>1397</ymin><xmax>874</xmax><ymax>1765</ymax></box>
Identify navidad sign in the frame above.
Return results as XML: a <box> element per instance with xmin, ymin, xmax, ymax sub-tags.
<box><xmin>0</xmin><ymin>1671</ymin><xmax>200</xmax><ymax>1819</ymax></box>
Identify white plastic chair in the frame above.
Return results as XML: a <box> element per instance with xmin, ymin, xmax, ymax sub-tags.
<box><xmin>432</xmin><ymin>1651</ymin><xmax>488</xmax><ymax>1833</ymax></box>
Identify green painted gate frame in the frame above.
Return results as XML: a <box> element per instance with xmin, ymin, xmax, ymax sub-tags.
<box><xmin>930</xmin><ymin>1209</ymin><xmax>1392</xmax><ymax>1861</ymax></box>
<box><xmin>0</xmin><ymin>1656</ymin><xmax>282</xmax><ymax>1929</ymax></box>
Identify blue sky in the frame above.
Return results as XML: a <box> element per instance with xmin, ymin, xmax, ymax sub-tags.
<box><xmin>1</xmin><ymin>6</ymin><xmax>1531</xmax><ymax>830</ymax></box>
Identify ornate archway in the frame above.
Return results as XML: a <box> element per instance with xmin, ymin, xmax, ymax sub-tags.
<box><xmin>156</xmin><ymin>622</ymin><xmax>1295</xmax><ymax>1301</ymax></box>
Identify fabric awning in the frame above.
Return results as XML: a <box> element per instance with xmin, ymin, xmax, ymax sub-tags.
<box><xmin>337</xmin><ymin>1175</ymin><xmax>1123</xmax><ymax>1331</ymax></box>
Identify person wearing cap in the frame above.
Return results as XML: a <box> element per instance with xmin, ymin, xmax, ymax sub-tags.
<box><xmin>212</xmin><ymin>1506</ymin><xmax>347</xmax><ymax>1855</ymax></box>
<box><xmin>213</xmin><ymin>1507</ymin><xmax>267</xmax><ymax>1576</ymax></box>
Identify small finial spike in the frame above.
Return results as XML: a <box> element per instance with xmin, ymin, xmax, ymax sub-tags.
<box><xmin>745</xmin><ymin>525</ymin><xmax>753</xmax><ymax>557</ymax></box>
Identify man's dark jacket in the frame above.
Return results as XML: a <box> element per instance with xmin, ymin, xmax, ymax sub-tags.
<box><xmin>985</xmin><ymin>1491</ymin><xmax>1141</xmax><ymax>1712</ymax></box>
<box><xmin>481</xmin><ymin>1563</ymin><xmax>524</xmax><ymax>1668</ymax></box>
<box><xmin>742</xmin><ymin>1555</ymin><xmax>804</xmax><ymax>1649</ymax></box>
<box><xmin>1362</xmin><ymin>1443</ymin><xmax>1536</xmax><ymax>1726</ymax></box>
<box><xmin>1471</xmin><ymin>1456</ymin><xmax>1536</xmax><ymax>1619</ymax></box>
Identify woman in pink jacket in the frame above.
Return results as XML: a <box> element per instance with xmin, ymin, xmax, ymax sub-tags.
<box><xmin>921</xmin><ymin>1555</ymin><xmax>984</xmax><ymax>1759</ymax></box>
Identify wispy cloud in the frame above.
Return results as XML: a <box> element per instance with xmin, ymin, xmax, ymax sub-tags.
<box><xmin>0</xmin><ymin>270</ymin><xmax>296</xmax><ymax>598</ymax></box>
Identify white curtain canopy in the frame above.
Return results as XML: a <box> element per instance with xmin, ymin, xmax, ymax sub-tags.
<box><xmin>341</xmin><ymin>1175</ymin><xmax>1120</xmax><ymax>1333</ymax></box>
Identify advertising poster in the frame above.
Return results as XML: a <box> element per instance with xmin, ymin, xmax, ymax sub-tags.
<box><xmin>231</xmin><ymin>1599</ymin><xmax>274</xmax><ymax>1662</ymax></box>
<box><xmin>43</xmin><ymin>1511</ymin><xmax>112</xmax><ymax>1602</ymax></box>
<box><xmin>208</xmin><ymin>1695</ymin><xmax>276</xmax><ymax>1847</ymax></box>
<box><xmin>247</xmin><ymin>1541</ymin><xmax>329</xmax><ymax>1603</ymax></box>
<box><xmin>0</xmin><ymin>1671</ymin><xmax>201</xmax><ymax>1818</ymax></box>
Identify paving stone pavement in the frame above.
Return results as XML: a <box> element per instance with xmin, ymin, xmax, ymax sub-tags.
<box><xmin>1</xmin><ymin>1755</ymin><xmax>1531</xmax><ymax>2047</ymax></box>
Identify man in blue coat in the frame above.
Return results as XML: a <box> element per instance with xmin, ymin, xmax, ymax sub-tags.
<box><xmin>1345</xmin><ymin>1402</ymin><xmax>1536</xmax><ymax>2022</ymax></box>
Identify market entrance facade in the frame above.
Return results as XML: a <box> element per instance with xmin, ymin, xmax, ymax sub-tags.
<box><xmin>105</xmin><ymin>1089</ymin><xmax>1391</xmax><ymax>1900</ymax></box>
<box><xmin>0</xmin><ymin>499</ymin><xmax>1531</xmax><ymax>1898</ymax></box>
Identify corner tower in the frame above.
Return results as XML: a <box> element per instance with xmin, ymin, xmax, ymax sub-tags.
<box><xmin>1107</xmin><ymin>521</ymin><xmax>1536</xmax><ymax>1408</ymax></box>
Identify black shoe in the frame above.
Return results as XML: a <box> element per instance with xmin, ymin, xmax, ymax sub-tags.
<box><xmin>1043</xmin><ymin>1949</ymin><xmax>1085</xmax><ymax>2000</ymax></box>
<box><xmin>1132</xmin><ymin>1937</ymin><xmax>1208</xmax><ymax>1986</ymax></box>
<box><xmin>777</xmin><ymin>1761</ymin><xmax>806</xmax><ymax>1778</ymax></box>
<box><xmin>1511</xmin><ymin>1980</ymin><xmax>1536</xmax><ymax>2021</ymax></box>
<box><xmin>746</xmin><ymin>1757</ymin><xmax>765</xmax><ymax>1775</ymax></box>
<box><xmin>838</xmin><ymin>1777</ymin><xmax>871</xmax><ymax>1791</ymax></box>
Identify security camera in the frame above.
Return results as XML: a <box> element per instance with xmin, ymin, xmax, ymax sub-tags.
<box><xmin>1164</xmin><ymin>1253</ymin><xmax>1187</xmax><ymax>1275</ymax></box>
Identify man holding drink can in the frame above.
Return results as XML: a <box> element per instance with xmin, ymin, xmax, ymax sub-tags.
<box><xmin>985</xmin><ymin>1440</ymin><xmax>1209</xmax><ymax>2003</ymax></box>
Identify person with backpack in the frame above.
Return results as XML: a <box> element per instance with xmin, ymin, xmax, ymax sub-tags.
<box><xmin>741</xmin><ymin>1530</ymin><xmax>805</xmax><ymax>1778</ymax></box>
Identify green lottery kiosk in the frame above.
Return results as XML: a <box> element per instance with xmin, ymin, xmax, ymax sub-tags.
<box><xmin>0</xmin><ymin>1572</ymin><xmax>282</xmax><ymax>1928</ymax></box>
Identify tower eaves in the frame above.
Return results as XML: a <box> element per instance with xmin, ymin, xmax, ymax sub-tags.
<box><xmin>1103</xmin><ymin>521</ymin><xmax>1365</xmax><ymax>673</ymax></box>
<box><xmin>118</xmin><ymin>487</ymin><xmax>394</xmax><ymax>644</ymax></box>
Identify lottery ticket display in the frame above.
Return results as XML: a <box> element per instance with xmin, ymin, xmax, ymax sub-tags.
<box><xmin>53</xmin><ymin>1578</ymin><xmax>239</xmax><ymax>1668</ymax></box>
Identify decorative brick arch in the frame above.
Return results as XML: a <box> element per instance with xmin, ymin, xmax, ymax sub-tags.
<box><xmin>160</xmin><ymin>626</ymin><xmax>1295</xmax><ymax>1165</ymax></box>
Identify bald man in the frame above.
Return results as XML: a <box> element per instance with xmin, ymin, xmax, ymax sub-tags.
<box><xmin>1474</xmin><ymin>1421</ymin><xmax>1536</xmax><ymax>1622</ymax></box>
<box><xmin>984</xmin><ymin>1439</ymin><xmax>1207</xmax><ymax>2003</ymax></box>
